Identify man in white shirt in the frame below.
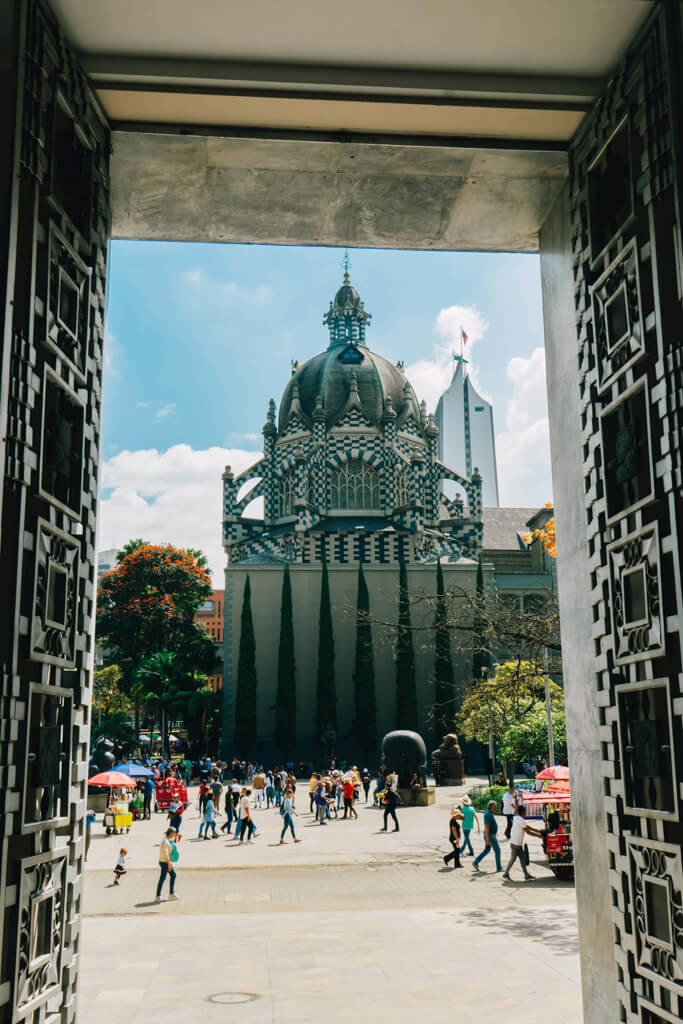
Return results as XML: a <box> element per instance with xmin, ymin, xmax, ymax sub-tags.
<box><xmin>502</xmin><ymin>805</ymin><xmax>543</xmax><ymax>881</ymax></box>
<box><xmin>239</xmin><ymin>789</ymin><xmax>255</xmax><ymax>842</ymax></box>
<box><xmin>501</xmin><ymin>784</ymin><xmax>517</xmax><ymax>839</ymax></box>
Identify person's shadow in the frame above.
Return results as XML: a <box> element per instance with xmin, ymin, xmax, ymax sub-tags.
<box><xmin>134</xmin><ymin>900</ymin><xmax>163</xmax><ymax>908</ymax></box>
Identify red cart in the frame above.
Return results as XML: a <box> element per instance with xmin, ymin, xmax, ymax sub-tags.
<box><xmin>154</xmin><ymin>777</ymin><xmax>189</xmax><ymax>812</ymax></box>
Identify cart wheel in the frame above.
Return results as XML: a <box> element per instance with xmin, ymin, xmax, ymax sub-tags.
<box><xmin>551</xmin><ymin>865</ymin><xmax>574</xmax><ymax>881</ymax></box>
<box><xmin>106</xmin><ymin>827</ymin><xmax>112</xmax><ymax>835</ymax></box>
<box><xmin>126</xmin><ymin>827</ymin><xmax>130</xmax><ymax>833</ymax></box>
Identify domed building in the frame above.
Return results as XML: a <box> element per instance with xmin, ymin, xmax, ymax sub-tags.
<box><xmin>223</xmin><ymin>272</ymin><xmax>483</xmax><ymax>567</ymax></box>
<box><xmin>221</xmin><ymin>273</ymin><xmax>555</xmax><ymax>763</ymax></box>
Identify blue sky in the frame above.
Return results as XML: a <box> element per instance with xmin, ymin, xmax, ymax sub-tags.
<box><xmin>100</xmin><ymin>242</ymin><xmax>551</xmax><ymax>577</ymax></box>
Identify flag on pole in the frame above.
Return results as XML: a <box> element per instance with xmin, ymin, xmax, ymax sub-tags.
<box><xmin>460</xmin><ymin>325</ymin><xmax>468</xmax><ymax>346</ymax></box>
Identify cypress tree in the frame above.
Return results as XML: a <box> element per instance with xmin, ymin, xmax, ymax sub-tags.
<box><xmin>472</xmin><ymin>555</ymin><xmax>491</xmax><ymax>683</ymax></box>
<box><xmin>275</xmin><ymin>563</ymin><xmax>296</xmax><ymax>758</ymax></box>
<box><xmin>316</xmin><ymin>559</ymin><xmax>337</xmax><ymax>742</ymax></box>
<box><xmin>395</xmin><ymin>558</ymin><xmax>418</xmax><ymax>729</ymax></box>
<box><xmin>353</xmin><ymin>561</ymin><xmax>377</xmax><ymax>756</ymax></box>
<box><xmin>234</xmin><ymin>575</ymin><xmax>257</xmax><ymax>756</ymax></box>
<box><xmin>433</xmin><ymin>561</ymin><xmax>455</xmax><ymax>746</ymax></box>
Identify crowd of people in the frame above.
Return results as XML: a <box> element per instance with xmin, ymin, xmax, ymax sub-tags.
<box><xmin>95</xmin><ymin>757</ymin><xmax>548</xmax><ymax>899</ymax></box>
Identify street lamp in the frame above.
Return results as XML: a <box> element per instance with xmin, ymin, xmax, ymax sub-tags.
<box><xmin>543</xmin><ymin>646</ymin><xmax>555</xmax><ymax>767</ymax></box>
<box><xmin>484</xmin><ymin>661</ymin><xmax>499</xmax><ymax>786</ymax></box>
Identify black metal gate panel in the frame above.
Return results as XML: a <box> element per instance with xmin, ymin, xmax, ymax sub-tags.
<box><xmin>569</xmin><ymin>5</ymin><xmax>683</xmax><ymax>1021</ymax></box>
<box><xmin>0</xmin><ymin>1</ymin><xmax>110</xmax><ymax>1021</ymax></box>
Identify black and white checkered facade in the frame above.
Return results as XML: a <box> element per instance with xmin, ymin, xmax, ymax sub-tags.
<box><xmin>223</xmin><ymin>275</ymin><xmax>483</xmax><ymax>568</ymax></box>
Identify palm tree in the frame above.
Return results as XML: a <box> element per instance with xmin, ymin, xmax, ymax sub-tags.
<box><xmin>132</xmin><ymin>650</ymin><xmax>180</xmax><ymax>756</ymax></box>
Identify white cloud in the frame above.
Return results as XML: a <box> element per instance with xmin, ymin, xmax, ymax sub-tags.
<box><xmin>404</xmin><ymin>304</ymin><xmax>488</xmax><ymax>411</ymax></box>
<box><xmin>495</xmin><ymin>346</ymin><xmax>552</xmax><ymax>506</ymax></box>
<box><xmin>98</xmin><ymin>444</ymin><xmax>261</xmax><ymax>579</ymax></box>
<box><xmin>155</xmin><ymin>402</ymin><xmax>176</xmax><ymax>421</ymax></box>
<box><xmin>228</xmin><ymin>431</ymin><xmax>260</xmax><ymax>442</ymax></box>
<box><xmin>182</xmin><ymin>269</ymin><xmax>272</xmax><ymax>306</ymax></box>
<box><xmin>136</xmin><ymin>400</ymin><xmax>152</xmax><ymax>409</ymax></box>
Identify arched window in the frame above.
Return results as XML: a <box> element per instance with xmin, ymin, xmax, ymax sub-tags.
<box><xmin>396</xmin><ymin>468</ymin><xmax>409</xmax><ymax>507</ymax></box>
<box><xmin>278</xmin><ymin>469</ymin><xmax>296</xmax><ymax>517</ymax></box>
<box><xmin>329</xmin><ymin>459</ymin><xmax>380</xmax><ymax>510</ymax></box>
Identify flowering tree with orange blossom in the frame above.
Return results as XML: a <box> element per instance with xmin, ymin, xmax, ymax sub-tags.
<box><xmin>96</xmin><ymin>544</ymin><xmax>219</xmax><ymax>746</ymax></box>
<box><xmin>522</xmin><ymin>503</ymin><xmax>556</xmax><ymax>558</ymax></box>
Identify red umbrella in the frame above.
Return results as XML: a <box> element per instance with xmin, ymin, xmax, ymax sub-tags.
<box><xmin>88</xmin><ymin>771</ymin><xmax>137</xmax><ymax>788</ymax></box>
<box><xmin>535</xmin><ymin>765</ymin><xmax>569</xmax><ymax>781</ymax></box>
<box><xmin>522</xmin><ymin>791</ymin><xmax>571</xmax><ymax>804</ymax></box>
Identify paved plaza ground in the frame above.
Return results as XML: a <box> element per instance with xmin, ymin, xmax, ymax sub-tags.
<box><xmin>79</xmin><ymin>782</ymin><xmax>581</xmax><ymax>1023</ymax></box>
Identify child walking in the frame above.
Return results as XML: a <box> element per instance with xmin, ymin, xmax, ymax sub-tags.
<box><xmin>113</xmin><ymin>848</ymin><xmax>128</xmax><ymax>885</ymax></box>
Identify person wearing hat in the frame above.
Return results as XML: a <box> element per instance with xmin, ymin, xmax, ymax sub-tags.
<box><xmin>444</xmin><ymin>806</ymin><xmax>464</xmax><ymax>867</ymax></box>
<box><xmin>458</xmin><ymin>796</ymin><xmax>480</xmax><ymax>856</ymax></box>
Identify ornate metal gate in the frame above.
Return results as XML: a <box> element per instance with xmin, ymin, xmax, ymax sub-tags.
<box><xmin>568</xmin><ymin>4</ymin><xmax>683</xmax><ymax>1021</ymax></box>
<box><xmin>0</xmin><ymin>1</ymin><xmax>110</xmax><ymax>1021</ymax></box>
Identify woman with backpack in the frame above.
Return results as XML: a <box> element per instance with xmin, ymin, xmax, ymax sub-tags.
<box><xmin>156</xmin><ymin>827</ymin><xmax>179</xmax><ymax>901</ymax></box>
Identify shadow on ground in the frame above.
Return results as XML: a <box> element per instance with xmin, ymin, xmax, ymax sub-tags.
<box><xmin>456</xmin><ymin>906</ymin><xmax>579</xmax><ymax>956</ymax></box>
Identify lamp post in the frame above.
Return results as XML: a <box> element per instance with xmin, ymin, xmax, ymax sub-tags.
<box><xmin>484</xmin><ymin>662</ymin><xmax>499</xmax><ymax>786</ymax></box>
<box><xmin>543</xmin><ymin>646</ymin><xmax>555</xmax><ymax>767</ymax></box>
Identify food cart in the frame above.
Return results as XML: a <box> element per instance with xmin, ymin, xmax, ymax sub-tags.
<box><xmin>88</xmin><ymin>770</ymin><xmax>136</xmax><ymax>835</ymax></box>
<box><xmin>522</xmin><ymin>790</ymin><xmax>573</xmax><ymax>879</ymax></box>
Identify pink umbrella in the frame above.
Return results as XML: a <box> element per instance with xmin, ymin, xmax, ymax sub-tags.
<box><xmin>535</xmin><ymin>765</ymin><xmax>569</xmax><ymax>781</ymax></box>
<box><xmin>88</xmin><ymin>771</ymin><xmax>137</xmax><ymax>788</ymax></box>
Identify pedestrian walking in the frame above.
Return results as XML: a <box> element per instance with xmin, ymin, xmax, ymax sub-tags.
<box><xmin>113</xmin><ymin>847</ymin><xmax>128</xmax><ymax>885</ymax></box>
<box><xmin>472</xmin><ymin>800</ymin><xmax>503</xmax><ymax>872</ymax></box>
<box><xmin>85</xmin><ymin>808</ymin><xmax>96</xmax><ymax>861</ymax></box>
<box><xmin>502</xmin><ymin>805</ymin><xmax>543</xmax><ymax>881</ymax></box>
<box><xmin>502</xmin><ymin>784</ymin><xmax>517</xmax><ymax>839</ymax></box>
<box><xmin>265</xmin><ymin>771</ymin><xmax>276</xmax><ymax>808</ymax></box>
<box><xmin>279</xmin><ymin>792</ymin><xmax>302</xmax><ymax>843</ymax></box>
<box><xmin>199</xmin><ymin>797</ymin><xmax>219</xmax><ymax>839</ymax></box>
<box><xmin>458</xmin><ymin>795</ymin><xmax>480</xmax><ymax>856</ymax></box>
<box><xmin>314</xmin><ymin>783</ymin><xmax>328</xmax><ymax>825</ymax></box>
<box><xmin>239</xmin><ymin>789</ymin><xmax>255</xmax><ymax>842</ymax></box>
<box><xmin>221</xmin><ymin>786</ymin><xmax>236</xmax><ymax>834</ymax></box>
<box><xmin>342</xmin><ymin>777</ymin><xmax>358</xmax><ymax>819</ymax></box>
<box><xmin>274</xmin><ymin>770</ymin><xmax>283</xmax><ymax>807</ymax></box>
<box><xmin>142</xmin><ymin>776</ymin><xmax>154</xmax><ymax>819</ymax></box>
<box><xmin>443</xmin><ymin>808</ymin><xmax>463</xmax><ymax>868</ymax></box>
<box><xmin>155</xmin><ymin>827</ymin><xmax>179</xmax><ymax>901</ymax></box>
<box><xmin>380</xmin><ymin>784</ymin><xmax>400</xmax><ymax>832</ymax></box>
<box><xmin>168</xmin><ymin>800</ymin><xmax>184</xmax><ymax>840</ymax></box>
<box><xmin>252</xmin><ymin>770</ymin><xmax>266</xmax><ymax>808</ymax></box>
<box><xmin>361</xmin><ymin>768</ymin><xmax>371</xmax><ymax>803</ymax></box>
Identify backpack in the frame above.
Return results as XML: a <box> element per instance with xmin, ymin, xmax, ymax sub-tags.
<box><xmin>169</xmin><ymin>840</ymin><xmax>179</xmax><ymax>863</ymax></box>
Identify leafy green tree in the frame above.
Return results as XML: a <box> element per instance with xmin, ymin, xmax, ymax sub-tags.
<box><xmin>499</xmin><ymin>702</ymin><xmax>567</xmax><ymax>768</ymax></box>
<box><xmin>185</xmin><ymin>685</ymin><xmax>223</xmax><ymax>756</ymax></box>
<box><xmin>132</xmin><ymin>650</ymin><xmax>181</xmax><ymax>756</ymax></box>
<box><xmin>316</xmin><ymin>560</ymin><xmax>337</xmax><ymax>742</ymax></box>
<box><xmin>395</xmin><ymin>558</ymin><xmax>417</xmax><ymax>730</ymax></box>
<box><xmin>93</xmin><ymin>665</ymin><xmax>128</xmax><ymax>722</ymax></box>
<box><xmin>353</xmin><ymin>561</ymin><xmax>377</xmax><ymax>757</ymax></box>
<box><xmin>432</xmin><ymin>561</ymin><xmax>455</xmax><ymax>747</ymax></box>
<box><xmin>275</xmin><ymin>564</ymin><xmax>296</xmax><ymax>758</ymax></box>
<box><xmin>234</xmin><ymin>575</ymin><xmax>258</xmax><ymax>756</ymax></box>
<box><xmin>457</xmin><ymin>659</ymin><xmax>562</xmax><ymax>747</ymax></box>
<box><xmin>91</xmin><ymin>710</ymin><xmax>137</xmax><ymax>756</ymax></box>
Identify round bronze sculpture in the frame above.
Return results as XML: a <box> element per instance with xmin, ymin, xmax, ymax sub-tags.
<box><xmin>381</xmin><ymin>730</ymin><xmax>427</xmax><ymax>787</ymax></box>
<box><xmin>432</xmin><ymin>733</ymin><xmax>465</xmax><ymax>786</ymax></box>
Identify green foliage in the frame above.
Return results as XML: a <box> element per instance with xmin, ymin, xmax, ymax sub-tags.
<box><xmin>467</xmin><ymin>784</ymin><xmax>506</xmax><ymax>811</ymax></box>
<box><xmin>395</xmin><ymin>558</ymin><xmax>417</xmax><ymax>730</ymax></box>
<box><xmin>457</xmin><ymin>659</ymin><xmax>563</xmax><ymax>746</ymax></box>
<box><xmin>499</xmin><ymin>703</ymin><xmax>567</xmax><ymax>767</ymax></box>
<box><xmin>184</xmin><ymin>685</ymin><xmax>222</xmax><ymax>756</ymax></box>
<box><xmin>353</xmin><ymin>562</ymin><xmax>377</xmax><ymax>757</ymax></box>
<box><xmin>316</xmin><ymin>559</ymin><xmax>337</xmax><ymax>740</ymax></box>
<box><xmin>132</xmin><ymin>649</ymin><xmax>214</xmax><ymax>755</ymax></box>
<box><xmin>93</xmin><ymin>665</ymin><xmax>128</xmax><ymax>714</ymax></box>
<box><xmin>91</xmin><ymin>710</ymin><xmax>137</xmax><ymax>756</ymax></box>
<box><xmin>275</xmin><ymin>564</ymin><xmax>296</xmax><ymax>758</ymax></box>
<box><xmin>433</xmin><ymin>561</ymin><xmax>455</xmax><ymax>746</ymax></box>
<box><xmin>234</xmin><ymin>575</ymin><xmax>257</xmax><ymax>756</ymax></box>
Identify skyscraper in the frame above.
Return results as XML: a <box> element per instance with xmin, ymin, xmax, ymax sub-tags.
<box><xmin>434</xmin><ymin>357</ymin><xmax>500</xmax><ymax>507</ymax></box>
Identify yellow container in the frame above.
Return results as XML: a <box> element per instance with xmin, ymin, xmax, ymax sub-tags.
<box><xmin>114</xmin><ymin>813</ymin><xmax>133</xmax><ymax>828</ymax></box>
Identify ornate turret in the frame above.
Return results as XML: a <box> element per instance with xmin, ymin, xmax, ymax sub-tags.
<box><xmin>323</xmin><ymin>271</ymin><xmax>372</xmax><ymax>348</ymax></box>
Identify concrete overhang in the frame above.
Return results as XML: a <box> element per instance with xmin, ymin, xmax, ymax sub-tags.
<box><xmin>50</xmin><ymin>0</ymin><xmax>655</xmax><ymax>251</ymax></box>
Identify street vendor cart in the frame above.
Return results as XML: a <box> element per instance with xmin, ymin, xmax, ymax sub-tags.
<box><xmin>523</xmin><ymin>790</ymin><xmax>573</xmax><ymax>880</ymax></box>
<box><xmin>154</xmin><ymin>776</ymin><xmax>189</xmax><ymax>812</ymax></box>
<box><xmin>88</xmin><ymin>770</ymin><xmax>137</xmax><ymax>835</ymax></box>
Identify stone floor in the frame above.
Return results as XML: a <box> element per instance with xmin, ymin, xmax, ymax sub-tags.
<box><xmin>79</xmin><ymin>783</ymin><xmax>581</xmax><ymax>1022</ymax></box>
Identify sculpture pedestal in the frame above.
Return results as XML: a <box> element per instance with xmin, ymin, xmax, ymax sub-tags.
<box><xmin>398</xmin><ymin>787</ymin><xmax>435</xmax><ymax>806</ymax></box>
<box><xmin>439</xmin><ymin>776</ymin><xmax>464</xmax><ymax>787</ymax></box>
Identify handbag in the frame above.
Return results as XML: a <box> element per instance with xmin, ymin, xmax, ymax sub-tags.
<box><xmin>169</xmin><ymin>840</ymin><xmax>179</xmax><ymax>863</ymax></box>
<box><xmin>522</xmin><ymin>843</ymin><xmax>530</xmax><ymax>867</ymax></box>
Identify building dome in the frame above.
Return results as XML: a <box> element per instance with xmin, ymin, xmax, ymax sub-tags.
<box><xmin>278</xmin><ymin>346</ymin><xmax>421</xmax><ymax>429</ymax></box>
<box><xmin>278</xmin><ymin>272</ymin><xmax>422</xmax><ymax>430</ymax></box>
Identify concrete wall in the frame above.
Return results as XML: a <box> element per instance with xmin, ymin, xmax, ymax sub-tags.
<box><xmin>225</xmin><ymin>561</ymin><xmax>476</xmax><ymax>763</ymax></box>
<box><xmin>540</xmin><ymin>185</ymin><xmax>617</xmax><ymax>1023</ymax></box>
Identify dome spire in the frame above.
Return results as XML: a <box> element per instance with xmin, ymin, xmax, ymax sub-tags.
<box><xmin>323</xmin><ymin>262</ymin><xmax>371</xmax><ymax>349</ymax></box>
